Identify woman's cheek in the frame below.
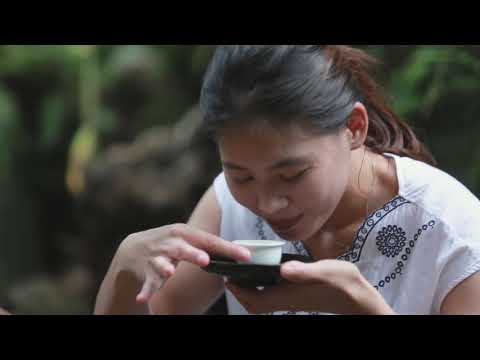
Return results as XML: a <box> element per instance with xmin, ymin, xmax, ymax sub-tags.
<box><xmin>296</xmin><ymin>178</ymin><xmax>332</xmax><ymax>213</ymax></box>
<box><xmin>229</xmin><ymin>185</ymin><xmax>256</xmax><ymax>210</ymax></box>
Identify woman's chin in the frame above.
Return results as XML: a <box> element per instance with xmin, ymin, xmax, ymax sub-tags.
<box><xmin>274</xmin><ymin>227</ymin><xmax>310</xmax><ymax>242</ymax></box>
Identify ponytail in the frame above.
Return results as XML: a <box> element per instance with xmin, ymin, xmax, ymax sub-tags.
<box><xmin>324</xmin><ymin>45</ymin><xmax>437</xmax><ymax>166</ymax></box>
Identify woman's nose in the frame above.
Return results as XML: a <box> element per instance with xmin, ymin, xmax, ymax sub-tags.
<box><xmin>257</xmin><ymin>193</ymin><xmax>289</xmax><ymax>215</ymax></box>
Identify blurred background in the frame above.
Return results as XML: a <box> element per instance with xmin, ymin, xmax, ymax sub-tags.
<box><xmin>0</xmin><ymin>45</ymin><xmax>479</xmax><ymax>315</ymax></box>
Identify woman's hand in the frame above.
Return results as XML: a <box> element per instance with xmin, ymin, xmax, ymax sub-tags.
<box><xmin>0</xmin><ymin>307</ymin><xmax>11</xmax><ymax>315</ymax></box>
<box><xmin>226</xmin><ymin>259</ymin><xmax>395</xmax><ymax>315</ymax></box>
<box><xmin>108</xmin><ymin>224</ymin><xmax>251</xmax><ymax>304</ymax></box>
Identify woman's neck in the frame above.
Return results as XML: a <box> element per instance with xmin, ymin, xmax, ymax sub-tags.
<box><xmin>307</xmin><ymin>149</ymin><xmax>399</xmax><ymax>253</ymax></box>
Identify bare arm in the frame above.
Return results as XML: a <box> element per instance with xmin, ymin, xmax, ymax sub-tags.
<box><xmin>94</xmin><ymin>186</ymin><xmax>244</xmax><ymax>315</ymax></box>
<box><xmin>0</xmin><ymin>307</ymin><xmax>11</xmax><ymax>315</ymax></box>
<box><xmin>440</xmin><ymin>271</ymin><xmax>480</xmax><ymax>315</ymax></box>
<box><xmin>149</xmin><ymin>187</ymin><xmax>225</xmax><ymax>315</ymax></box>
<box><xmin>94</xmin><ymin>253</ymin><xmax>150</xmax><ymax>315</ymax></box>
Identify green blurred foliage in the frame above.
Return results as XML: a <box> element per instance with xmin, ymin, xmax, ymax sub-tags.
<box><xmin>385</xmin><ymin>45</ymin><xmax>480</xmax><ymax>194</ymax></box>
<box><xmin>0</xmin><ymin>45</ymin><xmax>214</xmax><ymax>297</ymax></box>
<box><xmin>0</xmin><ymin>45</ymin><xmax>479</xmax><ymax>313</ymax></box>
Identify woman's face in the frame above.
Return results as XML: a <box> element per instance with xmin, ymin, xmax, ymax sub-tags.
<box><xmin>218</xmin><ymin>123</ymin><xmax>353</xmax><ymax>242</ymax></box>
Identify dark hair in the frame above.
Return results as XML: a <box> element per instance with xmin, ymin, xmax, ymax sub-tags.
<box><xmin>200</xmin><ymin>45</ymin><xmax>436</xmax><ymax>166</ymax></box>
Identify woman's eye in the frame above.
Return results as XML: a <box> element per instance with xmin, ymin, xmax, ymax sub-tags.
<box><xmin>281</xmin><ymin>169</ymin><xmax>310</xmax><ymax>183</ymax></box>
<box><xmin>233</xmin><ymin>176</ymin><xmax>254</xmax><ymax>185</ymax></box>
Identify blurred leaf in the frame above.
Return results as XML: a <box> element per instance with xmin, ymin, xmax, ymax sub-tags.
<box><xmin>39</xmin><ymin>94</ymin><xmax>67</xmax><ymax>150</ymax></box>
<box><xmin>390</xmin><ymin>46</ymin><xmax>444</xmax><ymax>117</ymax></box>
<box><xmin>0</xmin><ymin>86</ymin><xmax>19</xmax><ymax>176</ymax></box>
<box><xmin>66</xmin><ymin>125</ymin><xmax>98</xmax><ymax>196</ymax></box>
<box><xmin>390</xmin><ymin>45</ymin><xmax>480</xmax><ymax>120</ymax></box>
<box><xmin>96</xmin><ymin>107</ymin><xmax>117</xmax><ymax>136</ymax></box>
<box><xmin>103</xmin><ymin>45</ymin><xmax>165</xmax><ymax>86</ymax></box>
<box><xmin>191</xmin><ymin>45</ymin><xmax>215</xmax><ymax>77</ymax></box>
<box><xmin>0</xmin><ymin>45</ymin><xmax>84</xmax><ymax>76</ymax></box>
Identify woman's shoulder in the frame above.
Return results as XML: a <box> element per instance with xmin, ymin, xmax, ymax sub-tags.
<box><xmin>393</xmin><ymin>155</ymin><xmax>480</xmax><ymax>243</ymax></box>
<box><xmin>213</xmin><ymin>172</ymin><xmax>247</xmax><ymax>214</ymax></box>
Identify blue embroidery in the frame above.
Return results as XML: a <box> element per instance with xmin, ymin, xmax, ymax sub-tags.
<box><xmin>376</xmin><ymin>225</ymin><xmax>407</xmax><ymax>258</ymax></box>
<box><xmin>374</xmin><ymin>220</ymin><xmax>436</xmax><ymax>290</ymax></box>
<box><xmin>292</xmin><ymin>240</ymin><xmax>311</xmax><ymax>257</ymax></box>
<box><xmin>339</xmin><ymin>196</ymin><xmax>410</xmax><ymax>263</ymax></box>
<box><xmin>257</xmin><ymin>196</ymin><xmax>411</xmax><ymax>264</ymax></box>
<box><xmin>256</xmin><ymin>217</ymin><xmax>268</xmax><ymax>240</ymax></box>
<box><xmin>253</xmin><ymin>196</ymin><xmax>417</xmax><ymax>314</ymax></box>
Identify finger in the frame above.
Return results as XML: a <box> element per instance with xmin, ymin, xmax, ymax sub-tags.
<box><xmin>280</xmin><ymin>261</ymin><xmax>315</xmax><ymax>283</ymax></box>
<box><xmin>160</xmin><ymin>242</ymin><xmax>211</xmax><ymax>267</ymax></box>
<box><xmin>149</xmin><ymin>256</ymin><xmax>177</xmax><ymax>278</ymax></box>
<box><xmin>281</xmin><ymin>260</ymin><xmax>349</xmax><ymax>284</ymax></box>
<box><xmin>170</xmin><ymin>224</ymin><xmax>251</xmax><ymax>262</ymax></box>
<box><xmin>136</xmin><ymin>276</ymin><xmax>159</xmax><ymax>304</ymax></box>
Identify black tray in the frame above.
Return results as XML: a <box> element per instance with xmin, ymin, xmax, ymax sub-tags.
<box><xmin>203</xmin><ymin>253</ymin><xmax>313</xmax><ymax>288</ymax></box>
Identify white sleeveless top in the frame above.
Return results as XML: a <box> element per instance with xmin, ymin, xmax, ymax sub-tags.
<box><xmin>213</xmin><ymin>154</ymin><xmax>480</xmax><ymax>315</ymax></box>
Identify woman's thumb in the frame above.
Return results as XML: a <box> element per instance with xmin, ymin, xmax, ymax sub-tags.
<box><xmin>280</xmin><ymin>261</ymin><xmax>314</xmax><ymax>283</ymax></box>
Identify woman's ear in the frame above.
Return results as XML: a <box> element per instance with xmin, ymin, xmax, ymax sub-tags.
<box><xmin>346</xmin><ymin>102</ymin><xmax>369</xmax><ymax>150</ymax></box>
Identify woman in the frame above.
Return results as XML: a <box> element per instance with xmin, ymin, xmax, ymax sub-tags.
<box><xmin>0</xmin><ymin>308</ymin><xmax>10</xmax><ymax>315</ymax></box>
<box><xmin>95</xmin><ymin>45</ymin><xmax>480</xmax><ymax>315</ymax></box>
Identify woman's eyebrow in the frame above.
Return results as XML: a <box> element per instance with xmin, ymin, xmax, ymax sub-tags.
<box><xmin>222</xmin><ymin>162</ymin><xmax>248</xmax><ymax>171</ymax></box>
<box><xmin>269</xmin><ymin>157</ymin><xmax>312</xmax><ymax>170</ymax></box>
<box><xmin>222</xmin><ymin>156</ymin><xmax>312</xmax><ymax>171</ymax></box>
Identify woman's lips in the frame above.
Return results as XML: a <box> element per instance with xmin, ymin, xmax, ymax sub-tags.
<box><xmin>267</xmin><ymin>214</ymin><xmax>304</xmax><ymax>233</ymax></box>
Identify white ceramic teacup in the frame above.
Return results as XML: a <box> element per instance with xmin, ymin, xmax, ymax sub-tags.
<box><xmin>232</xmin><ymin>240</ymin><xmax>286</xmax><ymax>265</ymax></box>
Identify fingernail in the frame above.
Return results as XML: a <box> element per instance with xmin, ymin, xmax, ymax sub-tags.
<box><xmin>197</xmin><ymin>253</ymin><xmax>209</xmax><ymax>264</ymax></box>
<box><xmin>282</xmin><ymin>262</ymin><xmax>300</xmax><ymax>273</ymax></box>
<box><xmin>240</xmin><ymin>249</ymin><xmax>251</xmax><ymax>260</ymax></box>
